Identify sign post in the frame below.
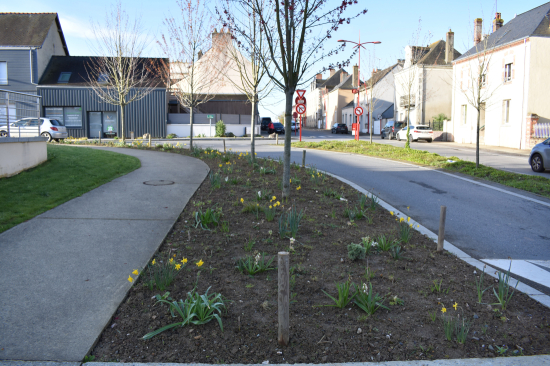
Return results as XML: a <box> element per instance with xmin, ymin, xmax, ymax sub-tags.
<box><xmin>354</xmin><ymin>106</ymin><xmax>364</xmax><ymax>141</ymax></box>
<box><xmin>295</xmin><ymin>90</ymin><xmax>306</xmax><ymax>142</ymax></box>
<box><xmin>207</xmin><ymin>114</ymin><xmax>215</xmax><ymax>137</ymax></box>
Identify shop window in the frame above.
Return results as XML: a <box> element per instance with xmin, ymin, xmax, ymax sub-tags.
<box><xmin>45</xmin><ymin>106</ymin><xmax>82</xmax><ymax>127</ymax></box>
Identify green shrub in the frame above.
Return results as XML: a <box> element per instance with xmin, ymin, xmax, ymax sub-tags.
<box><xmin>215</xmin><ymin>120</ymin><xmax>226</xmax><ymax>137</ymax></box>
<box><xmin>348</xmin><ymin>243</ymin><xmax>366</xmax><ymax>260</ymax></box>
<box><xmin>225</xmin><ymin>132</ymin><xmax>235</xmax><ymax>137</ymax></box>
<box><xmin>166</xmin><ymin>133</ymin><xmax>177</xmax><ymax>139</ymax></box>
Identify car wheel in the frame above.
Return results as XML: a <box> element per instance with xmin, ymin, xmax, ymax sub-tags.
<box><xmin>0</xmin><ymin>130</ymin><xmax>7</xmax><ymax>137</ymax></box>
<box><xmin>41</xmin><ymin>132</ymin><xmax>52</xmax><ymax>142</ymax></box>
<box><xmin>397</xmin><ymin>133</ymin><xmax>401</xmax><ymax>141</ymax></box>
<box><xmin>381</xmin><ymin>133</ymin><xmax>385</xmax><ymax>139</ymax></box>
<box><xmin>531</xmin><ymin>154</ymin><xmax>545</xmax><ymax>172</ymax></box>
<box><xmin>428</xmin><ymin>138</ymin><xmax>433</xmax><ymax>143</ymax></box>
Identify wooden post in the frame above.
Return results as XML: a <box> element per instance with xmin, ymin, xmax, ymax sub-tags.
<box><xmin>223</xmin><ymin>139</ymin><xmax>226</xmax><ymax>153</ymax></box>
<box><xmin>148</xmin><ymin>134</ymin><xmax>151</xmax><ymax>148</ymax></box>
<box><xmin>437</xmin><ymin>206</ymin><xmax>447</xmax><ymax>252</ymax></box>
<box><xmin>98</xmin><ymin>131</ymin><xmax>101</xmax><ymax>144</ymax></box>
<box><xmin>278</xmin><ymin>252</ymin><xmax>289</xmax><ymax>346</ymax></box>
<box><xmin>276</xmin><ymin>134</ymin><xmax>279</xmax><ymax>145</ymax></box>
<box><xmin>302</xmin><ymin>150</ymin><xmax>306</xmax><ymax>168</ymax></box>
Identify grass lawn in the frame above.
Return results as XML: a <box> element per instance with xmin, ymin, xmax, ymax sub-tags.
<box><xmin>293</xmin><ymin>140</ymin><xmax>550</xmax><ymax>198</ymax></box>
<box><xmin>0</xmin><ymin>145</ymin><xmax>140</xmax><ymax>233</ymax></box>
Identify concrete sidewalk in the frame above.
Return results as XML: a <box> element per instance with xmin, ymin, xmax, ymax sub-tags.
<box><xmin>0</xmin><ymin>147</ymin><xmax>209</xmax><ymax>362</ymax></box>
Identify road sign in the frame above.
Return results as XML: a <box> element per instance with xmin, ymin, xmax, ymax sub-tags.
<box><xmin>296</xmin><ymin>90</ymin><xmax>306</xmax><ymax>98</ymax></box>
<box><xmin>207</xmin><ymin>114</ymin><xmax>214</xmax><ymax>119</ymax></box>
<box><xmin>295</xmin><ymin>96</ymin><xmax>306</xmax><ymax>105</ymax></box>
<box><xmin>296</xmin><ymin>104</ymin><xmax>306</xmax><ymax>115</ymax></box>
<box><xmin>354</xmin><ymin>106</ymin><xmax>364</xmax><ymax>116</ymax></box>
<box><xmin>293</xmin><ymin>112</ymin><xmax>298</xmax><ymax>119</ymax></box>
<box><xmin>352</xmin><ymin>89</ymin><xmax>359</xmax><ymax>94</ymax></box>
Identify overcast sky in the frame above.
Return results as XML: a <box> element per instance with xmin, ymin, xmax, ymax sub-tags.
<box><xmin>4</xmin><ymin>0</ymin><xmax>546</xmax><ymax>118</ymax></box>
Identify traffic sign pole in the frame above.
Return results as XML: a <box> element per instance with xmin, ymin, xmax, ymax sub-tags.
<box><xmin>299</xmin><ymin>115</ymin><xmax>302</xmax><ymax>142</ymax></box>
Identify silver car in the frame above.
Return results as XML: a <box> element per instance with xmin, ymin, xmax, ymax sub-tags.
<box><xmin>6</xmin><ymin>117</ymin><xmax>68</xmax><ymax>142</ymax></box>
<box><xmin>529</xmin><ymin>138</ymin><xmax>550</xmax><ymax>172</ymax></box>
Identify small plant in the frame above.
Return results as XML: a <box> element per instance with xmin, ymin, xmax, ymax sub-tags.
<box><xmin>455</xmin><ymin>317</ymin><xmax>471</xmax><ymax>344</ymax></box>
<box><xmin>228</xmin><ymin>177</ymin><xmax>241</xmax><ymax>185</ymax></box>
<box><xmin>259</xmin><ymin>166</ymin><xmax>276</xmax><ymax>175</ymax></box>
<box><xmin>145</xmin><ymin>256</ymin><xmax>186</xmax><ymax>291</ymax></box>
<box><xmin>475</xmin><ymin>266</ymin><xmax>492</xmax><ymax>304</ymax></box>
<box><xmin>358</xmin><ymin>193</ymin><xmax>368</xmax><ymax>211</ymax></box>
<box><xmin>495</xmin><ymin>345</ymin><xmax>508</xmax><ymax>355</ymax></box>
<box><xmin>142</xmin><ymin>287</ymin><xmax>227</xmax><ymax>339</ymax></box>
<box><xmin>398</xmin><ymin>222</ymin><xmax>412</xmax><ymax>243</ymax></box>
<box><xmin>442</xmin><ymin>316</ymin><xmax>455</xmax><ymax>341</ymax></box>
<box><xmin>431</xmin><ymin>279</ymin><xmax>443</xmax><ymax>293</ymax></box>
<box><xmin>278</xmin><ymin>206</ymin><xmax>304</xmax><ymax>239</ymax></box>
<box><xmin>166</xmin><ymin>133</ymin><xmax>177</xmax><ymax>139</ymax></box>
<box><xmin>377</xmin><ymin>234</ymin><xmax>393</xmax><ymax>252</ymax></box>
<box><xmin>209</xmin><ymin>171</ymin><xmax>222</xmax><ymax>189</ymax></box>
<box><xmin>191</xmin><ymin>146</ymin><xmax>203</xmax><ymax>157</ymax></box>
<box><xmin>361</xmin><ymin>236</ymin><xmax>378</xmax><ymax>255</ymax></box>
<box><xmin>194</xmin><ymin>207</ymin><xmax>222</xmax><ymax>229</ymax></box>
<box><xmin>354</xmin><ymin>282</ymin><xmax>388</xmax><ymax>315</ymax></box>
<box><xmin>390</xmin><ymin>245</ymin><xmax>406</xmax><ymax>260</ymax></box>
<box><xmin>242</xmin><ymin>202</ymin><xmax>262</xmax><ymax>219</ymax></box>
<box><xmin>364</xmin><ymin>265</ymin><xmax>376</xmax><ymax>280</ymax></box>
<box><xmin>347</xmin><ymin>243</ymin><xmax>366</xmax><ymax>261</ymax></box>
<box><xmin>389</xmin><ymin>295</ymin><xmax>404</xmax><ymax>306</ymax></box>
<box><xmin>82</xmin><ymin>355</ymin><xmax>96</xmax><ymax>363</ymax></box>
<box><xmin>215</xmin><ymin>120</ymin><xmax>226</xmax><ymax>137</ymax></box>
<box><xmin>220</xmin><ymin>220</ymin><xmax>229</xmax><ymax>233</ymax></box>
<box><xmin>243</xmin><ymin>237</ymin><xmax>255</xmax><ymax>251</ymax></box>
<box><xmin>263</xmin><ymin>201</ymin><xmax>280</xmax><ymax>222</ymax></box>
<box><xmin>236</xmin><ymin>253</ymin><xmax>275</xmax><ymax>276</ymax></box>
<box><xmin>428</xmin><ymin>311</ymin><xmax>437</xmax><ymax>322</ymax></box>
<box><xmin>319</xmin><ymin>278</ymin><xmax>357</xmax><ymax>308</ymax></box>
<box><xmin>369</xmin><ymin>194</ymin><xmax>379</xmax><ymax>211</ymax></box>
<box><xmin>492</xmin><ymin>263</ymin><xmax>518</xmax><ymax>311</ymax></box>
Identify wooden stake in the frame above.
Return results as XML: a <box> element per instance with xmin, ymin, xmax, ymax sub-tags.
<box><xmin>302</xmin><ymin>150</ymin><xmax>306</xmax><ymax>168</ymax></box>
<box><xmin>278</xmin><ymin>251</ymin><xmax>289</xmax><ymax>346</ymax></box>
<box><xmin>98</xmin><ymin>131</ymin><xmax>101</xmax><ymax>144</ymax></box>
<box><xmin>276</xmin><ymin>134</ymin><xmax>279</xmax><ymax>145</ymax></box>
<box><xmin>437</xmin><ymin>206</ymin><xmax>447</xmax><ymax>252</ymax></box>
<box><xmin>223</xmin><ymin>139</ymin><xmax>226</xmax><ymax>153</ymax></box>
<box><xmin>148</xmin><ymin>133</ymin><xmax>151</xmax><ymax>148</ymax></box>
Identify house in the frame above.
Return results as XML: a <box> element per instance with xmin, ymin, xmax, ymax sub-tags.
<box><xmin>394</xmin><ymin>31</ymin><xmax>461</xmax><ymax>127</ymax></box>
<box><xmin>0</xmin><ymin>13</ymin><xmax>69</xmax><ymax>94</ymax></box>
<box><xmin>37</xmin><ymin>56</ymin><xmax>168</xmax><ymax>138</ymax></box>
<box><xmin>450</xmin><ymin>3</ymin><xmax>550</xmax><ymax>149</ymax></box>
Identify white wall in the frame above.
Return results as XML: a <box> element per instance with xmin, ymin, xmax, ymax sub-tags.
<box><xmin>167</xmin><ymin>124</ymin><xmax>259</xmax><ymax>137</ymax></box>
<box><xmin>0</xmin><ymin>138</ymin><xmax>47</xmax><ymax>178</ymax></box>
<box><xmin>168</xmin><ymin>113</ymin><xmax>252</xmax><ymax>124</ymax></box>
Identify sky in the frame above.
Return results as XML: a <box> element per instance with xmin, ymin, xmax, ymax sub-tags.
<box><xmin>4</xmin><ymin>0</ymin><xmax>547</xmax><ymax>118</ymax></box>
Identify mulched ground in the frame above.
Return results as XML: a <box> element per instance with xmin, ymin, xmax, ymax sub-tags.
<box><xmin>91</xmin><ymin>145</ymin><xmax>550</xmax><ymax>363</ymax></box>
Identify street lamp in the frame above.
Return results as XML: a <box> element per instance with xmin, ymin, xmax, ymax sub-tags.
<box><xmin>338</xmin><ymin>36</ymin><xmax>380</xmax><ymax>141</ymax></box>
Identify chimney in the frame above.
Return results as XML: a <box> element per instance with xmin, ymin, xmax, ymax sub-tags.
<box><xmin>329</xmin><ymin>68</ymin><xmax>335</xmax><ymax>77</ymax></box>
<box><xmin>316</xmin><ymin>73</ymin><xmax>322</xmax><ymax>79</ymax></box>
<box><xmin>445</xmin><ymin>29</ymin><xmax>454</xmax><ymax>64</ymax></box>
<box><xmin>474</xmin><ymin>18</ymin><xmax>482</xmax><ymax>45</ymax></box>
<box><xmin>353</xmin><ymin>65</ymin><xmax>358</xmax><ymax>88</ymax></box>
<box><xmin>493</xmin><ymin>13</ymin><xmax>503</xmax><ymax>32</ymax></box>
<box><xmin>340</xmin><ymin>70</ymin><xmax>348</xmax><ymax>83</ymax></box>
<box><xmin>198</xmin><ymin>50</ymin><xmax>203</xmax><ymax>60</ymax></box>
<box><xmin>371</xmin><ymin>68</ymin><xmax>377</xmax><ymax>77</ymax></box>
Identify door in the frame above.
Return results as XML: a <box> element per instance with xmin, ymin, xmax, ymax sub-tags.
<box><xmin>89</xmin><ymin>112</ymin><xmax>102</xmax><ymax>138</ymax></box>
<box><xmin>103</xmin><ymin>112</ymin><xmax>117</xmax><ymax>137</ymax></box>
<box><xmin>479</xmin><ymin>103</ymin><xmax>486</xmax><ymax>145</ymax></box>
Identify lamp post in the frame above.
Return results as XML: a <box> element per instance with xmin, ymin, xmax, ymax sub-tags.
<box><xmin>338</xmin><ymin>35</ymin><xmax>380</xmax><ymax>141</ymax></box>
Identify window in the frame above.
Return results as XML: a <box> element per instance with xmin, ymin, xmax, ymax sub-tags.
<box><xmin>44</xmin><ymin>107</ymin><xmax>82</xmax><ymax>127</ymax></box>
<box><xmin>58</xmin><ymin>72</ymin><xmax>72</xmax><ymax>83</ymax></box>
<box><xmin>98</xmin><ymin>73</ymin><xmax>109</xmax><ymax>83</ymax></box>
<box><xmin>503</xmin><ymin>100</ymin><xmax>511</xmax><ymax>124</ymax></box>
<box><xmin>0</xmin><ymin>61</ymin><xmax>7</xmax><ymax>84</ymax></box>
<box><xmin>504</xmin><ymin>63</ymin><xmax>512</xmax><ymax>82</ymax></box>
<box><xmin>461</xmin><ymin>105</ymin><xmax>467</xmax><ymax>124</ymax></box>
<box><xmin>481</xmin><ymin>73</ymin><xmax>486</xmax><ymax>86</ymax></box>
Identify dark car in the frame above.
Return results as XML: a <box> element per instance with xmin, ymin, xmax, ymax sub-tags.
<box><xmin>331</xmin><ymin>123</ymin><xmax>348</xmax><ymax>134</ymax></box>
<box><xmin>269</xmin><ymin>122</ymin><xmax>285</xmax><ymax>134</ymax></box>
<box><xmin>261</xmin><ymin>117</ymin><xmax>272</xmax><ymax>131</ymax></box>
<box><xmin>381</xmin><ymin>120</ymin><xmax>406</xmax><ymax>140</ymax></box>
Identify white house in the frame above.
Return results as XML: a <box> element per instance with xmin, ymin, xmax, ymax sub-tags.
<box><xmin>451</xmin><ymin>3</ymin><xmax>550</xmax><ymax>149</ymax></box>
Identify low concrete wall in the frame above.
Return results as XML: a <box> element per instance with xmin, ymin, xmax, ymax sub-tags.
<box><xmin>0</xmin><ymin>137</ymin><xmax>48</xmax><ymax>178</ymax></box>
<box><xmin>167</xmin><ymin>124</ymin><xmax>260</xmax><ymax>137</ymax></box>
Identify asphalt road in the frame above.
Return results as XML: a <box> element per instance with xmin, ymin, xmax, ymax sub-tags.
<box><xmin>178</xmin><ymin>129</ymin><xmax>550</xmax><ymax>264</ymax></box>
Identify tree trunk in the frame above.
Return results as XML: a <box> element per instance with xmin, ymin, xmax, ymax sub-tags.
<box><xmin>282</xmin><ymin>89</ymin><xmax>294</xmax><ymax>198</ymax></box>
<box><xmin>250</xmin><ymin>99</ymin><xmax>256</xmax><ymax>162</ymax></box>
<box><xmin>190</xmin><ymin>106</ymin><xmax>194</xmax><ymax>150</ymax></box>
<box><xmin>476</xmin><ymin>109</ymin><xmax>480</xmax><ymax>168</ymax></box>
<box><xmin>120</xmin><ymin>104</ymin><xmax>126</xmax><ymax>144</ymax></box>
<box><xmin>405</xmin><ymin>105</ymin><xmax>410</xmax><ymax>149</ymax></box>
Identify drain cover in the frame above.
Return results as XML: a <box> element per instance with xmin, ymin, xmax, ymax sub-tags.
<box><xmin>143</xmin><ymin>180</ymin><xmax>175</xmax><ymax>186</ymax></box>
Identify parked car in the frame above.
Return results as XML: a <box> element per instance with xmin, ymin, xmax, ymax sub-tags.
<box><xmin>381</xmin><ymin>120</ymin><xmax>406</xmax><ymax>140</ymax></box>
<box><xmin>331</xmin><ymin>123</ymin><xmax>348</xmax><ymax>134</ymax></box>
<box><xmin>6</xmin><ymin>117</ymin><xmax>68</xmax><ymax>142</ymax></box>
<box><xmin>0</xmin><ymin>123</ymin><xmax>7</xmax><ymax>137</ymax></box>
<box><xmin>269</xmin><ymin>122</ymin><xmax>285</xmax><ymax>134</ymax></box>
<box><xmin>261</xmin><ymin>117</ymin><xmax>272</xmax><ymax>131</ymax></box>
<box><xmin>396</xmin><ymin>125</ymin><xmax>434</xmax><ymax>142</ymax></box>
<box><xmin>529</xmin><ymin>137</ymin><xmax>550</xmax><ymax>172</ymax></box>
<box><xmin>291</xmin><ymin>121</ymin><xmax>300</xmax><ymax>131</ymax></box>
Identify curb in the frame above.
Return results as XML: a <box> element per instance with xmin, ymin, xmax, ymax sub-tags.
<box><xmin>321</xmin><ymin>171</ymin><xmax>550</xmax><ymax>309</ymax></box>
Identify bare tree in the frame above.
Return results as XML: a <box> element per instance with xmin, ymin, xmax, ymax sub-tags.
<box><xmin>394</xmin><ymin>19</ymin><xmax>432</xmax><ymax>148</ymax></box>
<box><xmin>159</xmin><ymin>0</ymin><xmax>223</xmax><ymax>150</ymax></box>
<box><xmin>229</xmin><ymin>0</ymin><xmax>366</xmax><ymax>198</ymax></box>
<box><xmin>86</xmin><ymin>2</ymin><xmax>159</xmax><ymax>143</ymax></box>
<box><xmin>218</xmin><ymin>0</ymin><xmax>273</xmax><ymax>161</ymax></box>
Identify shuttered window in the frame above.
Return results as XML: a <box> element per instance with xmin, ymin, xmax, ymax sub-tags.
<box><xmin>0</xmin><ymin>62</ymin><xmax>7</xmax><ymax>84</ymax></box>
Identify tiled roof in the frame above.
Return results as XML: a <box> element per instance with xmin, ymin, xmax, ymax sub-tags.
<box><xmin>332</xmin><ymin>73</ymin><xmax>354</xmax><ymax>91</ymax></box>
<box><xmin>455</xmin><ymin>2</ymin><xmax>550</xmax><ymax>61</ymax></box>
<box><xmin>320</xmin><ymin>69</ymin><xmax>347</xmax><ymax>89</ymax></box>
<box><xmin>416</xmin><ymin>40</ymin><xmax>461</xmax><ymax>65</ymax></box>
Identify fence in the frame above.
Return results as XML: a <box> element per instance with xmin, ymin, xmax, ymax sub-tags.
<box><xmin>426</xmin><ymin>120</ymin><xmax>444</xmax><ymax>131</ymax></box>
<box><xmin>534</xmin><ymin>123</ymin><xmax>550</xmax><ymax>139</ymax></box>
<box><xmin>0</xmin><ymin>90</ymin><xmax>41</xmax><ymax>137</ymax></box>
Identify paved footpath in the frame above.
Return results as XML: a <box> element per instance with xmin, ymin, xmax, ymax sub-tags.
<box><xmin>0</xmin><ymin>147</ymin><xmax>209</xmax><ymax>362</ymax></box>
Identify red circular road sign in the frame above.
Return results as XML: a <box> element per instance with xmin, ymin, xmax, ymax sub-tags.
<box><xmin>296</xmin><ymin>104</ymin><xmax>306</xmax><ymax>115</ymax></box>
<box><xmin>292</xmin><ymin>112</ymin><xmax>298</xmax><ymax>119</ymax></box>
<box><xmin>295</xmin><ymin>97</ymin><xmax>307</xmax><ymax>105</ymax></box>
<box><xmin>354</xmin><ymin>106</ymin><xmax>364</xmax><ymax>116</ymax></box>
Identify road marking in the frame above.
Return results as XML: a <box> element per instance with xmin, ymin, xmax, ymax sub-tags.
<box><xmin>482</xmin><ymin>259</ymin><xmax>550</xmax><ymax>289</ymax></box>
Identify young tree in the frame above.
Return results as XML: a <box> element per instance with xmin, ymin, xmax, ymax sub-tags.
<box><xmin>86</xmin><ymin>2</ymin><xmax>159</xmax><ymax>143</ymax></box>
<box><xmin>217</xmin><ymin>0</ymin><xmax>273</xmax><ymax>161</ymax></box>
<box><xmin>230</xmin><ymin>0</ymin><xmax>367</xmax><ymax>198</ymax></box>
<box><xmin>159</xmin><ymin>0</ymin><xmax>223</xmax><ymax>150</ymax></box>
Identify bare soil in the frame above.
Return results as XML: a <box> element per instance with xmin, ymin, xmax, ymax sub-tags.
<box><xmin>91</xmin><ymin>145</ymin><xmax>550</xmax><ymax>363</ymax></box>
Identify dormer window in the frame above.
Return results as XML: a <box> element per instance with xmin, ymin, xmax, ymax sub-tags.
<box><xmin>58</xmin><ymin>72</ymin><xmax>71</xmax><ymax>83</ymax></box>
<box><xmin>98</xmin><ymin>73</ymin><xmax>109</xmax><ymax>83</ymax></box>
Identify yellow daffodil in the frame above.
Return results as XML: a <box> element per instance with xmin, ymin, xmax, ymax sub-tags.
<box><xmin>128</xmin><ymin>276</ymin><xmax>133</xmax><ymax>283</ymax></box>
<box><xmin>272</xmin><ymin>196</ymin><xmax>276</xmax><ymax>200</ymax></box>
<box><xmin>407</xmin><ymin>217</ymin><xmax>411</xmax><ymax>222</ymax></box>
<box><xmin>276</xmin><ymin>201</ymin><xmax>280</xmax><ymax>206</ymax></box>
<box><xmin>290</xmin><ymin>179</ymin><xmax>292</xmax><ymax>183</ymax></box>
<box><xmin>296</xmin><ymin>186</ymin><xmax>301</xmax><ymax>191</ymax></box>
<box><xmin>181</xmin><ymin>258</ymin><xmax>188</xmax><ymax>264</ymax></box>
<box><xmin>196</xmin><ymin>259</ymin><xmax>204</xmax><ymax>267</ymax></box>
<box><xmin>407</xmin><ymin>206</ymin><xmax>410</xmax><ymax>210</ymax></box>
<box><xmin>269</xmin><ymin>205</ymin><xmax>272</xmax><ymax>209</ymax></box>
<box><xmin>399</xmin><ymin>217</ymin><xmax>405</xmax><ymax>222</ymax></box>
<box><xmin>132</xmin><ymin>269</ymin><xmax>139</xmax><ymax>275</ymax></box>
<box><xmin>152</xmin><ymin>259</ymin><xmax>156</xmax><ymax>265</ymax></box>
<box><xmin>409</xmin><ymin>223</ymin><xmax>413</xmax><ymax>228</ymax></box>
<box><xmin>441</xmin><ymin>307</ymin><xmax>447</xmax><ymax>313</ymax></box>
<box><xmin>312</xmin><ymin>175</ymin><xmax>314</xmax><ymax>178</ymax></box>
<box><xmin>175</xmin><ymin>264</ymin><xmax>182</xmax><ymax>270</ymax></box>
<box><xmin>173</xmin><ymin>254</ymin><xmax>176</xmax><ymax>257</ymax></box>
<box><xmin>453</xmin><ymin>302</ymin><xmax>458</xmax><ymax>310</ymax></box>
<box><xmin>241</xmin><ymin>198</ymin><xmax>244</xmax><ymax>203</ymax></box>
<box><xmin>219</xmin><ymin>164</ymin><xmax>222</xmax><ymax>167</ymax></box>
<box><xmin>390</xmin><ymin>211</ymin><xmax>394</xmax><ymax>216</ymax></box>
<box><xmin>417</xmin><ymin>225</ymin><xmax>420</xmax><ymax>228</ymax></box>
<box><xmin>169</xmin><ymin>258</ymin><xmax>174</xmax><ymax>263</ymax></box>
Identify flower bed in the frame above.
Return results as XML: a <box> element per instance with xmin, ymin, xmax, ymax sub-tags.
<box><xmin>91</xmin><ymin>145</ymin><xmax>550</xmax><ymax>363</ymax></box>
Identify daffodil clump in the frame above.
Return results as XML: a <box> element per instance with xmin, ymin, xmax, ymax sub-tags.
<box><xmin>144</xmin><ymin>254</ymin><xmax>189</xmax><ymax>291</ymax></box>
<box><xmin>440</xmin><ymin>302</ymin><xmax>471</xmax><ymax>344</ymax></box>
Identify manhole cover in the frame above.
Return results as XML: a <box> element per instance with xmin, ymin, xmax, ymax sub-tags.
<box><xmin>143</xmin><ymin>180</ymin><xmax>175</xmax><ymax>186</ymax></box>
